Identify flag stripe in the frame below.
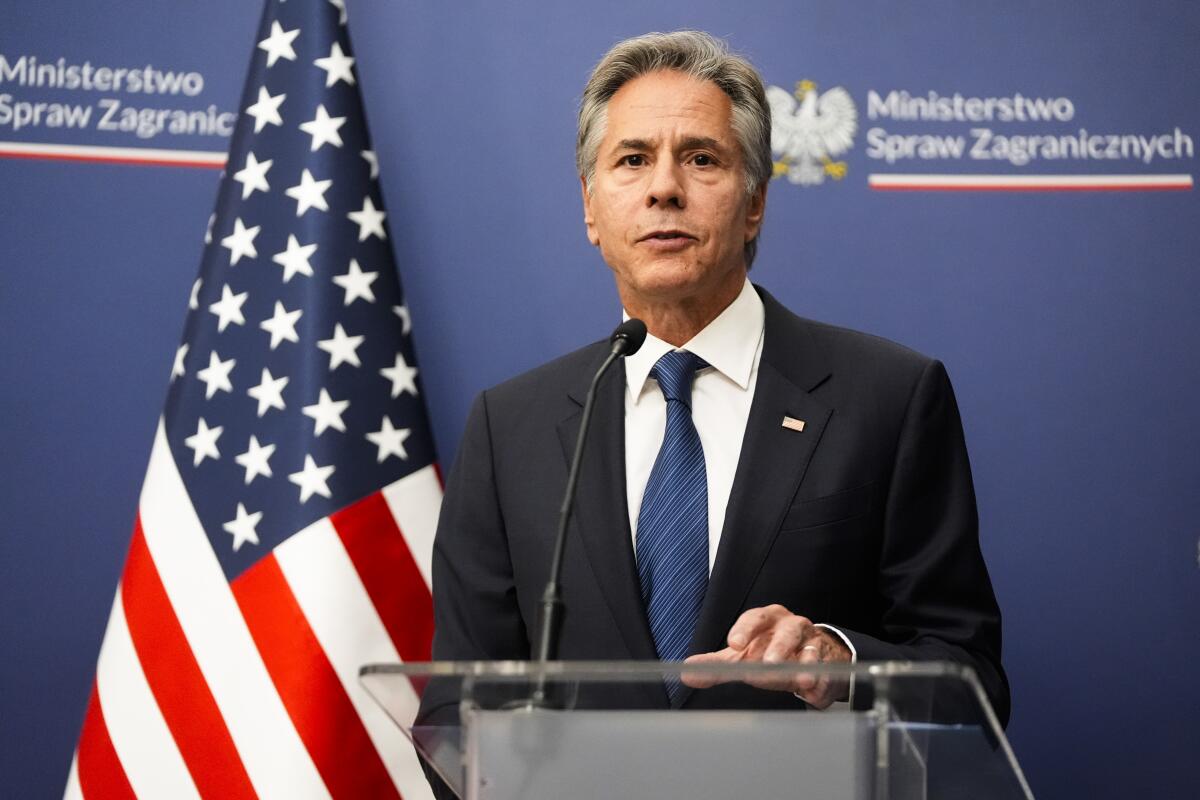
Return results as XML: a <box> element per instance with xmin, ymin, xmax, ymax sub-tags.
<box><xmin>233</xmin><ymin>550</ymin><xmax>401</xmax><ymax>800</ymax></box>
<box><xmin>75</xmin><ymin>684</ymin><xmax>135</xmax><ymax>800</ymax></box>
<box><xmin>122</xmin><ymin>521</ymin><xmax>257</xmax><ymax>799</ymax></box>
<box><xmin>333</xmin><ymin>488</ymin><xmax>434</xmax><ymax>663</ymax></box>
<box><xmin>139</xmin><ymin>421</ymin><xmax>330</xmax><ymax>798</ymax></box>
<box><xmin>63</xmin><ymin>755</ymin><xmax>83</xmax><ymax>800</ymax></box>
<box><xmin>380</xmin><ymin>465</ymin><xmax>442</xmax><ymax>588</ymax></box>
<box><xmin>94</xmin><ymin>590</ymin><xmax>200</xmax><ymax>799</ymax></box>
<box><xmin>277</xmin><ymin>517</ymin><xmax>434</xmax><ymax>799</ymax></box>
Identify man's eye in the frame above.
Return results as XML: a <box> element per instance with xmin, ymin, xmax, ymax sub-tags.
<box><xmin>692</xmin><ymin>153</ymin><xmax>714</xmax><ymax>166</ymax></box>
<box><xmin>621</xmin><ymin>154</ymin><xmax>645</xmax><ymax>167</ymax></box>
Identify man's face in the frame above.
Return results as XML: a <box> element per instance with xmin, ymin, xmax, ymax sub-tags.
<box><xmin>582</xmin><ymin>70</ymin><xmax>766</xmax><ymax>313</ymax></box>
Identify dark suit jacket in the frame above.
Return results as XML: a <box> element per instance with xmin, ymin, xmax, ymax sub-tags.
<box><xmin>424</xmin><ymin>287</ymin><xmax>1008</xmax><ymax>725</ymax></box>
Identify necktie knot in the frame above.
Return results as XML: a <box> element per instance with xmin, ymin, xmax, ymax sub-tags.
<box><xmin>651</xmin><ymin>350</ymin><xmax>707</xmax><ymax>406</ymax></box>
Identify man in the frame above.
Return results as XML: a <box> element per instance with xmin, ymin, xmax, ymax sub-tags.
<box><xmin>426</xmin><ymin>31</ymin><xmax>1008</xmax><ymax>723</ymax></box>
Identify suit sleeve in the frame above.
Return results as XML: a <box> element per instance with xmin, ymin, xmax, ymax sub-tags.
<box><xmin>416</xmin><ymin>392</ymin><xmax>532</xmax><ymax>798</ymax></box>
<box><xmin>837</xmin><ymin>359</ymin><xmax>1010</xmax><ymax>726</ymax></box>
<box><xmin>430</xmin><ymin>390</ymin><xmax>531</xmax><ymax>662</ymax></box>
<box><xmin>418</xmin><ymin>391</ymin><xmax>530</xmax><ymax>723</ymax></box>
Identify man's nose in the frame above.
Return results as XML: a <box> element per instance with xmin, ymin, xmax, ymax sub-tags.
<box><xmin>646</xmin><ymin>159</ymin><xmax>685</xmax><ymax>209</ymax></box>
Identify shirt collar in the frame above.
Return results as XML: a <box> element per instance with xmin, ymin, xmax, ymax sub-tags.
<box><xmin>624</xmin><ymin>279</ymin><xmax>765</xmax><ymax>403</ymax></box>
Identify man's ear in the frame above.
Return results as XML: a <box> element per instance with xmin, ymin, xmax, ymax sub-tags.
<box><xmin>580</xmin><ymin>175</ymin><xmax>600</xmax><ymax>246</ymax></box>
<box><xmin>744</xmin><ymin>182</ymin><xmax>768</xmax><ymax>243</ymax></box>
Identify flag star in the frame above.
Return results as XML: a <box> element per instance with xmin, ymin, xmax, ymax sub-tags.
<box><xmin>299</xmin><ymin>104</ymin><xmax>346</xmax><ymax>151</ymax></box>
<box><xmin>208</xmin><ymin>283</ymin><xmax>249</xmax><ymax>332</ymax></box>
<box><xmin>232</xmin><ymin>152</ymin><xmax>272</xmax><ymax>199</ymax></box>
<box><xmin>196</xmin><ymin>350</ymin><xmax>236</xmax><ymax>399</ymax></box>
<box><xmin>289</xmin><ymin>454</ymin><xmax>335</xmax><ymax>503</ymax></box>
<box><xmin>260</xmin><ymin>300</ymin><xmax>303</xmax><ymax>349</ymax></box>
<box><xmin>234</xmin><ymin>435</ymin><xmax>276</xmax><ymax>484</ymax></box>
<box><xmin>392</xmin><ymin>304</ymin><xmax>411</xmax><ymax>334</ymax></box>
<box><xmin>285</xmin><ymin>169</ymin><xmax>332</xmax><ymax>216</ymax></box>
<box><xmin>223</xmin><ymin>503</ymin><xmax>263</xmax><ymax>551</ymax></box>
<box><xmin>317</xmin><ymin>323</ymin><xmax>364</xmax><ymax>370</ymax></box>
<box><xmin>189</xmin><ymin>278</ymin><xmax>203</xmax><ymax>310</ymax></box>
<box><xmin>332</xmin><ymin>258</ymin><xmax>378</xmax><ymax>305</ymax></box>
<box><xmin>366</xmin><ymin>416</ymin><xmax>412</xmax><ymax>462</ymax></box>
<box><xmin>257</xmin><ymin>20</ymin><xmax>300</xmax><ymax>67</ymax></box>
<box><xmin>247</xmin><ymin>367</ymin><xmax>288</xmax><ymax>417</ymax></box>
<box><xmin>221</xmin><ymin>217</ymin><xmax>260</xmax><ymax>265</ymax></box>
<box><xmin>271</xmin><ymin>235</ymin><xmax>317</xmax><ymax>282</ymax></box>
<box><xmin>361</xmin><ymin>149</ymin><xmax>379</xmax><ymax>179</ymax></box>
<box><xmin>328</xmin><ymin>0</ymin><xmax>348</xmax><ymax>25</ymax></box>
<box><xmin>380</xmin><ymin>352</ymin><xmax>419</xmax><ymax>397</ymax></box>
<box><xmin>347</xmin><ymin>196</ymin><xmax>386</xmax><ymax>241</ymax></box>
<box><xmin>204</xmin><ymin>213</ymin><xmax>215</xmax><ymax>245</ymax></box>
<box><xmin>314</xmin><ymin>41</ymin><xmax>354</xmax><ymax>86</ymax></box>
<box><xmin>245</xmin><ymin>86</ymin><xmax>286</xmax><ymax>133</ymax></box>
<box><xmin>184</xmin><ymin>417</ymin><xmax>223</xmax><ymax>466</ymax></box>
<box><xmin>171</xmin><ymin>343</ymin><xmax>189</xmax><ymax>381</ymax></box>
<box><xmin>302</xmin><ymin>388</ymin><xmax>350</xmax><ymax>436</ymax></box>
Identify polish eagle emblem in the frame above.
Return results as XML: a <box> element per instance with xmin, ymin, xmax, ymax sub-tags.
<box><xmin>767</xmin><ymin>80</ymin><xmax>858</xmax><ymax>186</ymax></box>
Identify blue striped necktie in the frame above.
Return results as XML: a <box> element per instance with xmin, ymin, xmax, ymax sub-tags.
<box><xmin>637</xmin><ymin>350</ymin><xmax>709</xmax><ymax>700</ymax></box>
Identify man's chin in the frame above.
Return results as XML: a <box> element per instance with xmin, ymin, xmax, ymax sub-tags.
<box><xmin>616</xmin><ymin>262</ymin><xmax>744</xmax><ymax>307</ymax></box>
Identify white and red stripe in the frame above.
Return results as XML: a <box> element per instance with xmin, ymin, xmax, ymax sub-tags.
<box><xmin>0</xmin><ymin>141</ymin><xmax>226</xmax><ymax>169</ymax></box>
<box><xmin>68</xmin><ymin>420</ymin><xmax>440</xmax><ymax>798</ymax></box>
<box><xmin>868</xmin><ymin>173</ymin><xmax>1194</xmax><ymax>191</ymax></box>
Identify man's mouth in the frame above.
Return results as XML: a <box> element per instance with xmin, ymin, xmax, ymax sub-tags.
<box><xmin>639</xmin><ymin>230</ymin><xmax>696</xmax><ymax>243</ymax></box>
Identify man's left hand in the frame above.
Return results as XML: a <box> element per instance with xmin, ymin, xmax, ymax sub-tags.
<box><xmin>681</xmin><ymin>604</ymin><xmax>851</xmax><ymax>709</ymax></box>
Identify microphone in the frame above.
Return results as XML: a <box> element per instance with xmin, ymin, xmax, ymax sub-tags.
<box><xmin>528</xmin><ymin>319</ymin><xmax>647</xmax><ymax>704</ymax></box>
<box><xmin>609</xmin><ymin>318</ymin><xmax>648</xmax><ymax>358</ymax></box>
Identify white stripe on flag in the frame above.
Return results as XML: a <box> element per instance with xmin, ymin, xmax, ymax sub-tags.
<box><xmin>95</xmin><ymin>590</ymin><xmax>199</xmax><ymax>799</ymax></box>
<box><xmin>62</xmin><ymin>753</ymin><xmax>82</xmax><ymax>800</ymax></box>
<box><xmin>381</xmin><ymin>465</ymin><xmax>442</xmax><ymax>588</ymax></box>
<box><xmin>276</xmin><ymin>518</ymin><xmax>434</xmax><ymax>800</ymax></box>
<box><xmin>138</xmin><ymin>420</ymin><xmax>330</xmax><ymax>799</ymax></box>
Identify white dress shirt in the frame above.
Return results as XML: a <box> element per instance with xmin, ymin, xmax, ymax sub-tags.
<box><xmin>624</xmin><ymin>278</ymin><xmax>764</xmax><ymax>567</ymax></box>
<box><xmin>622</xmin><ymin>279</ymin><xmax>857</xmax><ymax>694</ymax></box>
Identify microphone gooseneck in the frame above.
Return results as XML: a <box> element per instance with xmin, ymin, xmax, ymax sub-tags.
<box><xmin>528</xmin><ymin>319</ymin><xmax>647</xmax><ymax>705</ymax></box>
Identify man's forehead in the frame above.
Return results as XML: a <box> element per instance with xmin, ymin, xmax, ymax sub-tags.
<box><xmin>603</xmin><ymin>70</ymin><xmax>734</xmax><ymax>144</ymax></box>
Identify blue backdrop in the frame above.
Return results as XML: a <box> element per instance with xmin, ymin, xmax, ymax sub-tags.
<box><xmin>3</xmin><ymin>1</ymin><xmax>1198</xmax><ymax>797</ymax></box>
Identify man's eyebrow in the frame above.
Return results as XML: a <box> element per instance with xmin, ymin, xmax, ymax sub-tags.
<box><xmin>614</xmin><ymin>138</ymin><xmax>653</xmax><ymax>151</ymax></box>
<box><xmin>679</xmin><ymin>136</ymin><xmax>723</xmax><ymax>151</ymax></box>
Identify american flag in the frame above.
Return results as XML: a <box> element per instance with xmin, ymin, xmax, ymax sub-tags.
<box><xmin>64</xmin><ymin>1</ymin><xmax>439</xmax><ymax>797</ymax></box>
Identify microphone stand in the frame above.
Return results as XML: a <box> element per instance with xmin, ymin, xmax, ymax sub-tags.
<box><xmin>521</xmin><ymin>321</ymin><xmax>645</xmax><ymax>709</ymax></box>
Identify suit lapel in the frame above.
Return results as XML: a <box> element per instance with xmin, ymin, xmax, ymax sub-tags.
<box><xmin>557</xmin><ymin>355</ymin><xmax>660</xmax><ymax>664</ymax></box>
<box><xmin>681</xmin><ymin>291</ymin><xmax>833</xmax><ymax>705</ymax></box>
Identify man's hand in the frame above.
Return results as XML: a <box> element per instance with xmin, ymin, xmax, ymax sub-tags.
<box><xmin>681</xmin><ymin>605</ymin><xmax>851</xmax><ymax>709</ymax></box>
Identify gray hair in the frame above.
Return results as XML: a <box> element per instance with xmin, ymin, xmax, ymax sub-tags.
<box><xmin>576</xmin><ymin>31</ymin><xmax>772</xmax><ymax>266</ymax></box>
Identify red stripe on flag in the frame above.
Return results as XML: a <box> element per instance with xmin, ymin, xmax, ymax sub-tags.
<box><xmin>332</xmin><ymin>492</ymin><xmax>434</xmax><ymax>663</ymax></box>
<box><xmin>232</xmin><ymin>553</ymin><xmax>401</xmax><ymax>800</ymax></box>
<box><xmin>76</xmin><ymin>682</ymin><xmax>136</xmax><ymax>800</ymax></box>
<box><xmin>122</xmin><ymin>520</ymin><xmax>257</xmax><ymax>799</ymax></box>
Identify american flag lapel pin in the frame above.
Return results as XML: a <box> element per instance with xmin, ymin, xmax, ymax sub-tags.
<box><xmin>781</xmin><ymin>416</ymin><xmax>806</xmax><ymax>432</ymax></box>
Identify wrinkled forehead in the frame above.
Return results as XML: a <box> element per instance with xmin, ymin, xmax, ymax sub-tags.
<box><xmin>601</xmin><ymin>70</ymin><xmax>735</xmax><ymax>148</ymax></box>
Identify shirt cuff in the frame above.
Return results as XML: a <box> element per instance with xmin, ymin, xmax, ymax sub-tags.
<box><xmin>805</xmin><ymin>624</ymin><xmax>856</xmax><ymax>709</ymax></box>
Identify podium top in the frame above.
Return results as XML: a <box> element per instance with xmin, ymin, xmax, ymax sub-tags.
<box><xmin>359</xmin><ymin>660</ymin><xmax>1032</xmax><ymax>800</ymax></box>
<box><xmin>362</xmin><ymin>657</ymin><xmax>982</xmax><ymax>683</ymax></box>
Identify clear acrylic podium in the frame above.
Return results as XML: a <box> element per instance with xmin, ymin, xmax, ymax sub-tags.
<box><xmin>360</xmin><ymin>660</ymin><xmax>1032</xmax><ymax>800</ymax></box>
